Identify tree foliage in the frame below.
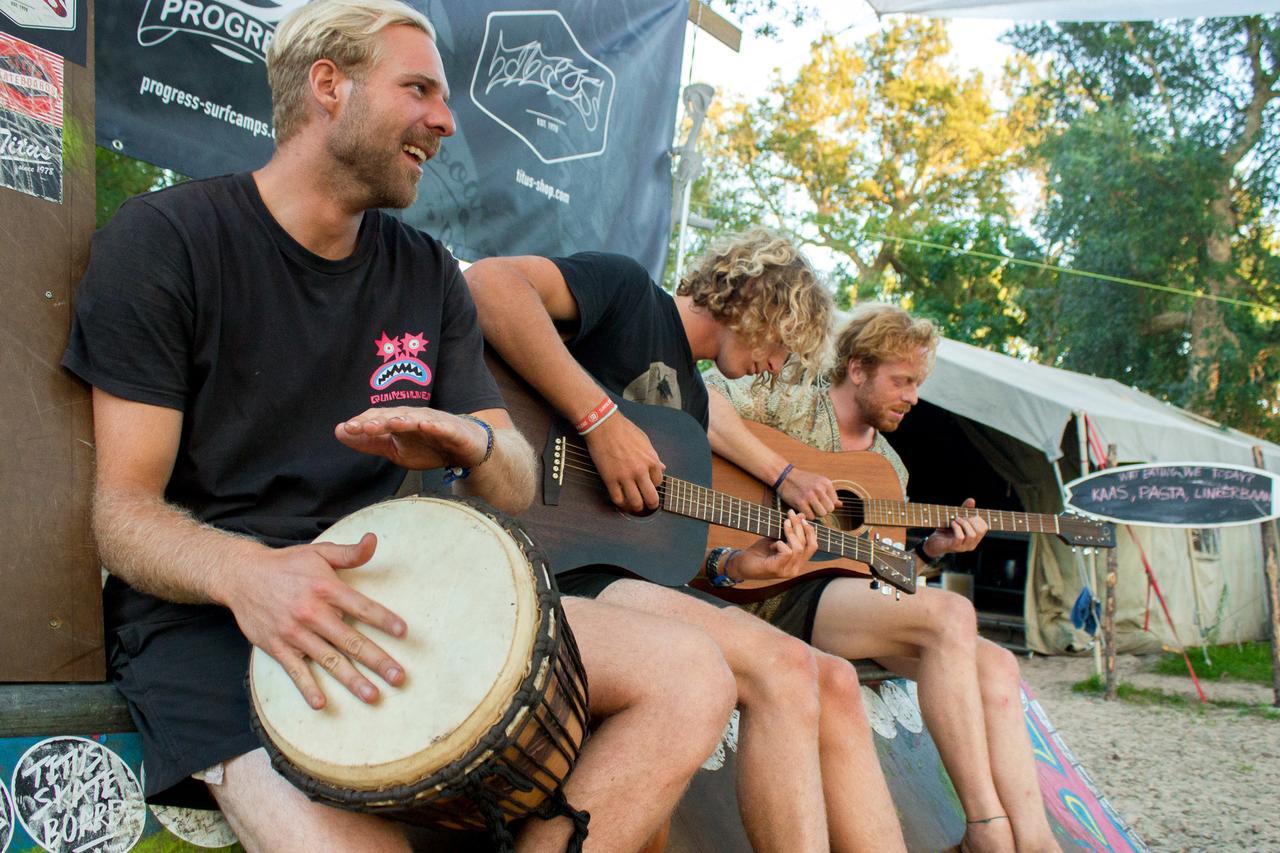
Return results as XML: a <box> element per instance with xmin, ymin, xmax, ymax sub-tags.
<box><xmin>1010</xmin><ymin>16</ymin><xmax>1280</xmax><ymax>440</ymax></box>
<box><xmin>696</xmin><ymin>17</ymin><xmax>1043</xmax><ymax>348</ymax></box>
<box><xmin>95</xmin><ymin>147</ymin><xmax>183</xmax><ymax>228</ymax></box>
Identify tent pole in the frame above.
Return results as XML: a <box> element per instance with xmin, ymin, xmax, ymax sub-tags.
<box><xmin>1103</xmin><ymin>445</ymin><xmax>1119</xmax><ymax>700</ymax></box>
<box><xmin>1076</xmin><ymin>413</ymin><xmax>1103</xmax><ymax>676</ymax></box>
<box><xmin>1251</xmin><ymin>446</ymin><xmax>1280</xmax><ymax>707</ymax></box>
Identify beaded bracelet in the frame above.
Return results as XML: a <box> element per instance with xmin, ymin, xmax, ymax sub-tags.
<box><xmin>914</xmin><ymin>535</ymin><xmax>944</xmax><ymax>566</ymax></box>
<box><xmin>704</xmin><ymin>546</ymin><xmax>741</xmax><ymax>588</ymax></box>
<box><xmin>443</xmin><ymin>414</ymin><xmax>494</xmax><ymax>484</ymax></box>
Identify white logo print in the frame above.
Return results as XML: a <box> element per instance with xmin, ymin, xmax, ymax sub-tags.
<box><xmin>470</xmin><ymin>11</ymin><xmax>616</xmax><ymax>164</ymax></box>
<box><xmin>136</xmin><ymin>0</ymin><xmax>306</xmax><ymax>64</ymax></box>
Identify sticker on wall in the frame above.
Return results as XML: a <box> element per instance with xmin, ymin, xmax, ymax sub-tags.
<box><xmin>151</xmin><ymin>803</ymin><xmax>238</xmax><ymax>849</ymax></box>
<box><xmin>10</xmin><ymin>736</ymin><xmax>146</xmax><ymax>853</ymax></box>
<box><xmin>1</xmin><ymin>774</ymin><xmax>14</xmax><ymax>853</ymax></box>
<box><xmin>0</xmin><ymin>30</ymin><xmax>62</xmax><ymax>202</ymax></box>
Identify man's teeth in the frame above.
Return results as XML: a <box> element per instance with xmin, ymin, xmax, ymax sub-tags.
<box><xmin>403</xmin><ymin>144</ymin><xmax>427</xmax><ymax>163</ymax></box>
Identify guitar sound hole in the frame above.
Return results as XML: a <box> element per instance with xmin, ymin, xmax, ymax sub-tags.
<box><xmin>614</xmin><ymin>505</ymin><xmax>660</xmax><ymax>521</ymax></box>
<box><xmin>831</xmin><ymin>489</ymin><xmax>865</xmax><ymax>531</ymax></box>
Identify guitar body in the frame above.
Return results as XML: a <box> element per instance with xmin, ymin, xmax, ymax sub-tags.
<box><xmin>486</xmin><ymin>352</ymin><xmax>710</xmax><ymax>587</ymax></box>
<box><xmin>705</xmin><ymin>421</ymin><xmax>909</xmax><ymax>601</ymax></box>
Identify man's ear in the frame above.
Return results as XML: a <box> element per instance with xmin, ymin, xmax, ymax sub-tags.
<box><xmin>309</xmin><ymin>58</ymin><xmax>350</xmax><ymax>119</ymax></box>
<box><xmin>847</xmin><ymin>359</ymin><xmax>867</xmax><ymax>387</ymax></box>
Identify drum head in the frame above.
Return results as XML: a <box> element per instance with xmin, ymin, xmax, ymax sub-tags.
<box><xmin>249</xmin><ymin>497</ymin><xmax>540</xmax><ymax>791</ymax></box>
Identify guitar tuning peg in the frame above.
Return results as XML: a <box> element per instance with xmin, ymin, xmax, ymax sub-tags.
<box><xmin>895</xmin><ymin>590</ymin><xmax>902</xmax><ymax>601</ymax></box>
<box><xmin>869</xmin><ymin>580</ymin><xmax>880</xmax><ymax>591</ymax></box>
<box><xmin>880</xmin><ymin>584</ymin><xmax>891</xmax><ymax>596</ymax></box>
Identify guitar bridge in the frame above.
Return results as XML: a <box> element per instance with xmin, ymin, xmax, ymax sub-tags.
<box><xmin>542</xmin><ymin>433</ymin><xmax>566</xmax><ymax>506</ymax></box>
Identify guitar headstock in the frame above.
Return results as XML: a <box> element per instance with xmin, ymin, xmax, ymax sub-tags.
<box><xmin>1058</xmin><ymin>513</ymin><xmax>1117</xmax><ymax>548</ymax></box>
<box><xmin>867</xmin><ymin>535</ymin><xmax>917</xmax><ymax>595</ymax></box>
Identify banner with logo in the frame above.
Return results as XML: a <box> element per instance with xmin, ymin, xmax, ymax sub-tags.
<box><xmin>95</xmin><ymin>1</ymin><xmax>688</xmax><ymax>278</ymax></box>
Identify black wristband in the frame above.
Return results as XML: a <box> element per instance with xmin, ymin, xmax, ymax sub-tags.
<box><xmin>914</xmin><ymin>536</ymin><xmax>944</xmax><ymax>566</ymax></box>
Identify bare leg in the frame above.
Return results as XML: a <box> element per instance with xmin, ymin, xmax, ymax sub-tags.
<box><xmin>811</xmin><ymin>581</ymin><xmax>1014</xmax><ymax>853</ymax></box>
<box><xmin>813</xmin><ymin>654</ymin><xmax>907</xmax><ymax>853</ymax></box>
<box><xmin>974</xmin><ymin>640</ymin><xmax>1060</xmax><ymax>852</ymax></box>
<box><xmin>209</xmin><ymin>748</ymin><xmax>410</xmax><ymax>853</ymax></box>
<box><xmin>517</xmin><ymin>596</ymin><xmax>737</xmax><ymax>852</ymax></box>
<box><xmin>599</xmin><ymin>580</ymin><xmax>829</xmax><ymax>853</ymax></box>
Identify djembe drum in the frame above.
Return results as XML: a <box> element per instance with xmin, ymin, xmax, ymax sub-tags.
<box><xmin>248</xmin><ymin>497</ymin><xmax>590</xmax><ymax>850</ymax></box>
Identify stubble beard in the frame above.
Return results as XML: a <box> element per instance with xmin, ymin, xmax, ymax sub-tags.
<box><xmin>326</xmin><ymin>91</ymin><xmax>420</xmax><ymax>210</ymax></box>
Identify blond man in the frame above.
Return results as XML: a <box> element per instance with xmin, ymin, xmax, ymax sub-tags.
<box><xmin>466</xmin><ymin>232</ymin><xmax>911</xmax><ymax>853</ymax></box>
<box><xmin>708</xmin><ymin>304</ymin><xmax>1062</xmax><ymax>853</ymax></box>
<box><xmin>63</xmin><ymin>2</ymin><xmax>738</xmax><ymax>850</ymax></box>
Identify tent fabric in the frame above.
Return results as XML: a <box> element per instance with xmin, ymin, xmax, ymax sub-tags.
<box><xmin>910</xmin><ymin>337</ymin><xmax>1279</xmax><ymax>654</ymax></box>
<box><xmin>864</xmin><ymin>0</ymin><xmax>1280</xmax><ymax>21</ymax></box>
<box><xmin>924</xmin><ymin>338</ymin><xmax>1280</xmax><ymax>471</ymax></box>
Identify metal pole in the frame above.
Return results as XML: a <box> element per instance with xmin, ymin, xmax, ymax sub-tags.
<box><xmin>1252</xmin><ymin>446</ymin><xmax>1280</xmax><ymax>707</ymax></box>
<box><xmin>1103</xmin><ymin>444</ymin><xmax>1119</xmax><ymax>700</ymax></box>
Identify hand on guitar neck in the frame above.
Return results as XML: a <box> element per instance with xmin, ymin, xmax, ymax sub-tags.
<box><xmin>723</xmin><ymin>510</ymin><xmax>820</xmax><ymax>582</ymax></box>
<box><xmin>916</xmin><ymin>497</ymin><xmax>989</xmax><ymax>575</ymax></box>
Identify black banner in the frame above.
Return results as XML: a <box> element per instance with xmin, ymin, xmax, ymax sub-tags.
<box><xmin>1065</xmin><ymin>463</ymin><xmax>1279</xmax><ymax>528</ymax></box>
<box><xmin>95</xmin><ymin>0</ymin><xmax>687</xmax><ymax>278</ymax></box>
<box><xmin>0</xmin><ymin>0</ymin><xmax>87</xmax><ymax>66</ymax></box>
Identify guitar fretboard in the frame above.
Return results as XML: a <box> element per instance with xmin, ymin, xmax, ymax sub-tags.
<box><xmin>663</xmin><ymin>477</ymin><xmax>881</xmax><ymax>563</ymax></box>
<box><xmin>863</xmin><ymin>500</ymin><xmax>1061</xmax><ymax>534</ymax></box>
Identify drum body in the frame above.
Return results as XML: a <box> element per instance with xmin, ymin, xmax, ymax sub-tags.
<box><xmin>249</xmin><ymin>497</ymin><xmax>589</xmax><ymax>833</ymax></box>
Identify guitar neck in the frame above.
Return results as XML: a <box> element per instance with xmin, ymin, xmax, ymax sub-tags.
<box><xmin>863</xmin><ymin>500</ymin><xmax>1061</xmax><ymax>535</ymax></box>
<box><xmin>663</xmin><ymin>477</ymin><xmax>879</xmax><ymax>563</ymax></box>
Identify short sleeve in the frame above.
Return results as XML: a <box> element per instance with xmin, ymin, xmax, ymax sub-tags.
<box><xmin>61</xmin><ymin>199</ymin><xmax>196</xmax><ymax>411</ymax></box>
<box><xmin>549</xmin><ymin>252</ymin><xmax>651</xmax><ymax>345</ymax></box>
<box><xmin>704</xmin><ymin>367</ymin><xmax>772</xmax><ymax>425</ymax></box>
<box><xmin>427</xmin><ymin>257</ymin><xmax>506</xmax><ymax>416</ymax></box>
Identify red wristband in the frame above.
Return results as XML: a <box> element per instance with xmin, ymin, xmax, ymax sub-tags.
<box><xmin>575</xmin><ymin>397</ymin><xmax>616</xmax><ymax>435</ymax></box>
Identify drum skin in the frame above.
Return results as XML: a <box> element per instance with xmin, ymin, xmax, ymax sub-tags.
<box><xmin>248</xmin><ymin>497</ymin><xmax>590</xmax><ymax>833</ymax></box>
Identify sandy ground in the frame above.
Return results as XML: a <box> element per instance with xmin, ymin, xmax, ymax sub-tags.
<box><xmin>1017</xmin><ymin>652</ymin><xmax>1280</xmax><ymax>853</ymax></box>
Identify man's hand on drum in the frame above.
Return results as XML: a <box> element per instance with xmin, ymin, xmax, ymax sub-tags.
<box><xmin>582</xmin><ymin>412</ymin><xmax>665</xmax><ymax>512</ymax></box>
<box><xmin>777</xmin><ymin>465</ymin><xmax>841</xmax><ymax>520</ymax></box>
<box><xmin>225</xmin><ymin>533</ymin><xmax>408</xmax><ymax>710</ymax></box>
<box><xmin>336</xmin><ymin>407</ymin><xmax>489</xmax><ymax>471</ymax></box>
<box><xmin>726</xmin><ymin>510</ymin><xmax>819</xmax><ymax>581</ymax></box>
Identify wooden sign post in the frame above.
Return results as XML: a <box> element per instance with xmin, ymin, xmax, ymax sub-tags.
<box><xmin>1103</xmin><ymin>445</ymin><xmax>1119</xmax><ymax>700</ymax></box>
<box><xmin>1252</xmin><ymin>447</ymin><xmax>1280</xmax><ymax>708</ymax></box>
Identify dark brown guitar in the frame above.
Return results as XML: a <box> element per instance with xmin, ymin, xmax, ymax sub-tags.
<box><xmin>487</xmin><ymin>354</ymin><xmax>917</xmax><ymax>595</ymax></box>
<box><xmin>708</xmin><ymin>420</ymin><xmax>1116</xmax><ymax>580</ymax></box>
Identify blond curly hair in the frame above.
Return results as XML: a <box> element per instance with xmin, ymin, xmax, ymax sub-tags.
<box><xmin>829</xmin><ymin>303</ymin><xmax>939</xmax><ymax>385</ymax></box>
<box><xmin>267</xmin><ymin>0</ymin><xmax>435</xmax><ymax>145</ymax></box>
<box><xmin>677</xmin><ymin>228</ymin><xmax>831</xmax><ymax>381</ymax></box>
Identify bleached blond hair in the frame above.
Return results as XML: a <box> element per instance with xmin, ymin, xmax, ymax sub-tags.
<box><xmin>830</xmin><ymin>303</ymin><xmax>938</xmax><ymax>385</ymax></box>
<box><xmin>267</xmin><ymin>0</ymin><xmax>435</xmax><ymax>144</ymax></box>
<box><xmin>677</xmin><ymin>228</ymin><xmax>832</xmax><ymax>382</ymax></box>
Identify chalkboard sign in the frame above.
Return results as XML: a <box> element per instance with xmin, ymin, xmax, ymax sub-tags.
<box><xmin>1065</xmin><ymin>463</ymin><xmax>1279</xmax><ymax>528</ymax></box>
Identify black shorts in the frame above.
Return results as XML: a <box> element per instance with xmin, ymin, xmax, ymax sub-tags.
<box><xmin>555</xmin><ymin>568</ymin><xmax>731</xmax><ymax>609</ymax></box>
<box><xmin>738</xmin><ymin>577</ymin><xmax>838</xmax><ymax>643</ymax></box>
<box><xmin>105</xmin><ymin>579</ymin><xmax>259</xmax><ymax>809</ymax></box>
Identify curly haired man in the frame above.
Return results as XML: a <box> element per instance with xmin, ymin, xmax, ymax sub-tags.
<box><xmin>465</xmin><ymin>231</ymin><xmax>913</xmax><ymax>852</ymax></box>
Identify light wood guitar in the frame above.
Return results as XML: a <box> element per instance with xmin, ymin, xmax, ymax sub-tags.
<box><xmin>706</xmin><ymin>420</ymin><xmax>1115</xmax><ymax>590</ymax></box>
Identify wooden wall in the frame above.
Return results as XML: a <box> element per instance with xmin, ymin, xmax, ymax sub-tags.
<box><xmin>0</xmin><ymin>2</ymin><xmax>100</xmax><ymax>681</ymax></box>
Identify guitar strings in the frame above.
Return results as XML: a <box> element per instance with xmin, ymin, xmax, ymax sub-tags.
<box><xmin>554</xmin><ymin>442</ymin><xmax>893</xmax><ymax>565</ymax></box>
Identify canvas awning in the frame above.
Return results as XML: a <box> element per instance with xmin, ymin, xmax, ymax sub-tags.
<box><xmin>864</xmin><ymin>0</ymin><xmax>1280</xmax><ymax>20</ymax></box>
<box><xmin>921</xmin><ymin>337</ymin><xmax>1280</xmax><ymax>471</ymax></box>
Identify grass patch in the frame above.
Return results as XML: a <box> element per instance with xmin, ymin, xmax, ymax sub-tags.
<box><xmin>1153</xmin><ymin>642</ymin><xmax>1275</xmax><ymax>685</ymax></box>
<box><xmin>1071</xmin><ymin>674</ymin><xmax>1280</xmax><ymax>720</ymax></box>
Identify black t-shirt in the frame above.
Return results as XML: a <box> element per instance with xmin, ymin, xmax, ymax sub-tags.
<box><xmin>63</xmin><ymin>172</ymin><xmax>504</xmax><ymax>553</ymax></box>
<box><xmin>550</xmin><ymin>252</ymin><xmax>708</xmax><ymax>428</ymax></box>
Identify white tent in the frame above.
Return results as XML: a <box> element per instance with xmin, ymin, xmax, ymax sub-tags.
<box><xmin>864</xmin><ymin>0</ymin><xmax>1280</xmax><ymax>21</ymax></box>
<box><xmin>910</xmin><ymin>338</ymin><xmax>1280</xmax><ymax>654</ymax></box>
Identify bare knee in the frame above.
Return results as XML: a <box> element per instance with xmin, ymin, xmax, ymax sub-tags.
<box><xmin>649</xmin><ymin>623</ymin><xmax>737</xmax><ymax>756</ymax></box>
<box><xmin>976</xmin><ymin>640</ymin><xmax>1023</xmax><ymax>705</ymax></box>
<box><xmin>932</xmin><ymin>591</ymin><xmax>979</xmax><ymax>651</ymax></box>
<box><xmin>724</xmin><ymin>613</ymin><xmax>821</xmax><ymax>725</ymax></box>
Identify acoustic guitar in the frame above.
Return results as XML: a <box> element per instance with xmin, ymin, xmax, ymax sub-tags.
<box><xmin>708</xmin><ymin>420</ymin><xmax>1116</xmax><ymax>582</ymax></box>
<box><xmin>486</xmin><ymin>353</ymin><xmax>917</xmax><ymax>596</ymax></box>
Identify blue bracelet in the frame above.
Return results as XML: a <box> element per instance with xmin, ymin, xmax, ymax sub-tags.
<box><xmin>443</xmin><ymin>414</ymin><xmax>494</xmax><ymax>484</ymax></box>
<box><xmin>704</xmin><ymin>546</ymin><xmax>740</xmax><ymax>587</ymax></box>
<box><xmin>771</xmin><ymin>463</ymin><xmax>795</xmax><ymax>493</ymax></box>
